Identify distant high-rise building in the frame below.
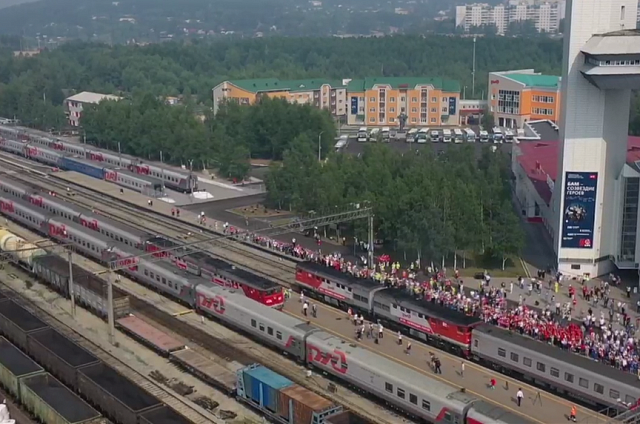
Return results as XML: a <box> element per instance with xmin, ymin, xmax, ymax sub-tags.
<box><xmin>456</xmin><ymin>1</ymin><xmax>563</xmax><ymax>34</ymax></box>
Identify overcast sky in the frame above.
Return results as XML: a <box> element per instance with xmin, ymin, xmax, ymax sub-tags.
<box><xmin>0</xmin><ymin>0</ymin><xmax>39</xmax><ymax>9</ymax></box>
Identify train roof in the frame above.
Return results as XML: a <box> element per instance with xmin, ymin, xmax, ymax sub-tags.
<box><xmin>307</xmin><ymin>331</ymin><xmax>476</xmax><ymax>406</ymax></box>
<box><xmin>470</xmin><ymin>400</ymin><xmax>538</xmax><ymax>424</ymax></box>
<box><xmin>219</xmin><ymin>264</ymin><xmax>278</xmax><ymax>290</ymax></box>
<box><xmin>474</xmin><ymin>323</ymin><xmax>640</xmax><ymax>387</ymax></box>
<box><xmin>78</xmin><ymin>208</ymin><xmax>150</xmax><ymax>240</ymax></box>
<box><xmin>114</xmin><ymin>168</ymin><xmax>164</xmax><ymax>186</ymax></box>
<box><xmin>377</xmin><ymin>288</ymin><xmax>483</xmax><ymax>327</ymax></box>
<box><xmin>297</xmin><ymin>261</ymin><xmax>381</xmax><ymax>290</ymax></box>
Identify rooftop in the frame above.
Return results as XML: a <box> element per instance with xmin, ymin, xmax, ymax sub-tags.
<box><xmin>348</xmin><ymin>77</ymin><xmax>460</xmax><ymax>92</ymax></box>
<box><xmin>518</xmin><ymin>135</ymin><xmax>640</xmax><ymax>205</ymax></box>
<box><xmin>504</xmin><ymin>73</ymin><xmax>560</xmax><ymax>89</ymax></box>
<box><xmin>582</xmin><ymin>30</ymin><xmax>640</xmax><ymax>56</ymax></box>
<box><xmin>225</xmin><ymin>78</ymin><xmax>345</xmax><ymax>94</ymax></box>
<box><xmin>66</xmin><ymin>91</ymin><xmax>122</xmax><ymax>104</ymax></box>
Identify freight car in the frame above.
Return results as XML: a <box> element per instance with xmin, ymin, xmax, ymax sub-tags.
<box><xmin>0</xmin><ymin>175</ymin><xmax>284</xmax><ymax>308</ymax></box>
<box><xmin>0</xmin><ymin>336</ymin><xmax>43</xmax><ymax>400</ymax></box>
<box><xmin>138</xmin><ymin>406</ymin><xmax>192</xmax><ymax>424</ymax></box>
<box><xmin>0</xmin><ymin>301</ymin><xmax>48</xmax><ymax>351</ymax></box>
<box><xmin>0</xmin><ymin>125</ymin><xmax>198</xmax><ymax>192</ymax></box>
<box><xmin>31</xmin><ymin>254</ymin><xmax>131</xmax><ymax>320</ymax></box>
<box><xmin>115</xmin><ymin>315</ymin><xmax>185</xmax><ymax>357</ymax></box>
<box><xmin>19</xmin><ymin>373</ymin><xmax>104</xmax><ymax>424</ymax></box>
<box><xmin>168</xmin><ymin>348</ymin><xmax>238</xmax><ymax>396</ymax></box>
<box><xmin>236</xmin><ymin>364</ymin><xmax>342</xmax><ymax>424</ymax></box>
<box><xmin>77</xmin><ymin>363</ymin><xmax>162</xmax><ymax>424</ymax></box>
<box><xmin>0</xmin><ymin>228</ymin><xmax>46</xmax><ymax>269</ymax></box>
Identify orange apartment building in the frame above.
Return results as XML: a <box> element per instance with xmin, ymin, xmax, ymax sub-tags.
<box><xmin>346</xmin><ymin>77</ymin><xmax>461</xmax><ymax>127</ymax></box>
<box><xmin>212</xmin><ymin>78</ymin><xmax>348</xmax><ymax>117</ymax></box>
<box><xmin>488</xmin><ymin>69</ymin><xmax>561</xmax><ymax>129</ymax></box>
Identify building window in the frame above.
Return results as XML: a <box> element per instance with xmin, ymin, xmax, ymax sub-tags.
<box><xmin>369</xmin><ymin>117</ymin><xmax>375</xmax><ymax>122</ymax></box>
<box><xmin>620</xmin><ymin>177</ymin><xmax>639</xmax><ymax>262</ymax></box>
<box><xmin>430</xmin><ymin>118</ymin><xmax>436</xmax><ymax>123</ymax></box>
<box><xmin>411</xmin><ymin>117</ymin><xmax>417</xmax><ymax>123</ymax></box>
<box><xmin>431</xmin><ymin>97</ymin><xmax>437</xmax><ymax>102</ymax></box>
<box><xmin>442</xmin><ymin>97</ymin><xmax>447</xmax><ymax>102</ymax></box>
<box><xmin>411</xmin><ymin>108</ymin><xmax>417</xmax><ymax>113</ymax></box>
<box><xmin>401</xmin><ymin>96</ymin><xmax>406</xmax><ymax>102</ymax></box>
<box><xmin>390</xmin><ymin>97</ymin><xmax>396</xmax><ymax>102</ymax></box>
<box><xmin>370</xmin><ymin>97</ymin><xmax>376</xmax><ymax>102</ymax></box>
<box><xmin>431</xmin><ymin>107</ymin><xmax>437</xmax><ymax>113</ymax></box>
<box><xmin>497</xmin><ymin>89</ymin><xmax>521</xmax><ymax>115</ymax></box>
<box><xmin>442</xmin><ymin>107</ymin><xmax>448</xmax><ymax>113</ymax></box>
<box><xmin>370</xmin><ymin>108</ymin><xmax>376</xmax><ymax>112</ymax></box>
<box><xmin>412</xmin><ymin>97</ymin><xmax>417</xmax><ymax>102</ymax></box>
<box><xmin>390</xmin><ymin>107</ymin><xmax>395</xmax><ymax>113</ymax></box>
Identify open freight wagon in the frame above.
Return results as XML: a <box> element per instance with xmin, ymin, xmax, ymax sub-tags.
<box><xmin>236</xmin><ymin>364</ymin><xmax>342</xmax><ymax>424</ymax></box>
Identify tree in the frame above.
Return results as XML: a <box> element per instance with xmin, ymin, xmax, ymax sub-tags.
<box><xmin>481</xmin><ymin>110</ymin><xmax>495</xmax><ymax>130</ymax></box>
<box><xmin>491</xmin><ymin>201</ymin><xmax>525</xmax><ymax>269</ymax></box>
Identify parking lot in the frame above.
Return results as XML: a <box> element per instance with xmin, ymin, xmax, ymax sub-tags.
<box><xmin>337</xmin><ymin>128</ymin><xmax>515</xmax><ymax>157</ymax></box>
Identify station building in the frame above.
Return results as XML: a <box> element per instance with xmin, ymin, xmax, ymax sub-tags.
<box><xmin>213</xmin><ymin>77</ymin><xmax>462</xmax><ymax>127</ymax></box>
<box><xmin>345</xmin><ymin>77</ymin><xmax>461</xmax><ymax>127</ymax></box>
<box><xmin>488</xmin><ymin>69</ymin><xmax>561</xmax><ymax>129</ymax></box>
<box><xmin>212</xmin><ymin>78</ymin><xmax>349</xmax><ymax>117</ymax></box>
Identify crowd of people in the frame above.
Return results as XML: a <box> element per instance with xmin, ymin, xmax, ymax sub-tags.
<box><xmin>220</xmin><ymin>222</ymin><xmax>640</xmax><ymax>375</ymax></box>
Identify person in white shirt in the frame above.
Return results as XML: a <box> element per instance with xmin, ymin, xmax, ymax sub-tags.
<box><xmin>516</xmin><ymin>389</ymin><xmax>524</xmax><ymax>407</ymax></box>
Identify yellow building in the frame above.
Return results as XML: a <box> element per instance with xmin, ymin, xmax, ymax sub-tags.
<box><xmin>212</xmin><ymin>78</ymin><xmax>348</xmax><ymax>117</ymax></box>
<box><xmin>346</xmin><ymin>77</ymin><xmax>461</xmax><ymax>127</ymax></box>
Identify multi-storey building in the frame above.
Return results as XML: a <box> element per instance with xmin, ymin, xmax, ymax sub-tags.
<box><xmin>212</xmin><ymin>79</ymin><xmax>348</xmax><ymax>117</ymax></box>
<box><xmin>455</xmin><ymin>1</ymin><xmax>563</xmax><ymax>34</ymax></box>
<box><xmin>346</xmin><ymin>77</ymin><xmax>461</xmax><ymax>127</ymax></box>
<box><xmin>488</xmin><ymin>69</ymin><xmax>561</xmax><ymax>129</ymax></box>
<box><xmin>65</xmin><ymin>91</ymin><xmax>122</xmax><ymax>127</ymax></box>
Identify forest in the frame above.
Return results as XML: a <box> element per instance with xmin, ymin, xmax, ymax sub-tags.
<box><xmin>265</xmin><ymin>141</ymin><xmax>524</xmax><ymax>266</ymax></box>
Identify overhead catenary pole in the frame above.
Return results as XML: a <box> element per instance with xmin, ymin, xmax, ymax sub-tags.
<box><xmin>472</xmin><ymin>37</ymin><xmax>477</xmax><ymax>98</ymax></box>
<box><xmin>318</xmin><ymin>131</ymin><xmax>324</xmax><ymax>162</ymax></box>
<box><xmin>107</xmin><ymin>269</ymin><xmax>115</xmax><ymax>345</ymax></box>
<box><xmin>67</xmin><ymin>250</ymin><xmax>75</xmax><ymax>318</ymax></box>
<box><xmin>368</xmin><ymin>214</ymin><xmax>374</xmax><ymax>267</ymax></box>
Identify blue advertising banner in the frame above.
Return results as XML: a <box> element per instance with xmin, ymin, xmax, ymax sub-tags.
<box><xmin>561</xmin><ymin>172</ymin><xmax>598</xmax><ymax>249</ymax></box>
<box><xmin>350</xmin><ymin>97</ymin><xmax>358</xmax><ymax>115</ymax></box>
<box><xmin>448</xmin><ymin>97</ymin><xmax>457</xmax><ymax>115</ymax></box>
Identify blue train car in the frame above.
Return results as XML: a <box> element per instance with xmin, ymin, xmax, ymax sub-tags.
<box><xmin>59</xmin><ymin>156</ymin><xmax>106</xmax><ymax>180</ymax></box>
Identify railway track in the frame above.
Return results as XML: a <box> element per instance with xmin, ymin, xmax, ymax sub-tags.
<box><xmin>0</xmin><ymin>276</ymin><xmax>216</xmax><ymax>424</ymax></box>
<box><xmin>0</xmin><ymin>158</ymin><xmax>393</xmax><ymax>424</ymax></box>
<box><xmin>0</xmin><ymin>157</ymin><xmax>297</xmax><ymax>289</ymax></box>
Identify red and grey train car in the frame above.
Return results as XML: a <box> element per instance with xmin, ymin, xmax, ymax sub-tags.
<box><xmin>295</xmin><ymin>261</ymin><xmax>482</xmax><ymax>355</ymax></box>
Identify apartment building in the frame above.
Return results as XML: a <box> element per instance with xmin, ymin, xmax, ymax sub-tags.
<box><xmin>455</xmin><ymin>1</ymin><xmax>564</xmax><ymax>34</ymax></box>
<box><xmin>488</xmin><ymin>69</ymin><xmax>561</xmax><ymax>129</ymax></box>
<box><xmin>65</xmin><ymin>91</ymin><xmax>122</xmax><ymax>127</ymax></box>
<box><xmin>346</xmin><ymin>77</ymin><xmax>461</xmax><ymax>127</ymax></box>
<box><xmin>212</xmin><ymin>78</ymin><xmax>348</xmax><ymax>117</ymax></box>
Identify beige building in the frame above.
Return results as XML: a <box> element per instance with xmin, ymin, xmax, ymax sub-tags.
<box><xmin>65</xmin><ymin>91</ymin><xmax>122</xmax><ymax>127</ymax></box>
<box><xmin>212</xmin><ymin>79</ymin><xmax>348</xmax><ymax>117</ymax></box>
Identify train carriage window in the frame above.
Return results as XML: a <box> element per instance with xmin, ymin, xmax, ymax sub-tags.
<box><xmin>565</xmin><ymin>373</ymin><xmax>574</xmax><ymax>383</ymax></box>
<box><xmin>510</xmin><ymin>352</ymin><xmax>519</xmax><ymax>362</ymax></box>
<box><xmin>473</xmin><ymin>339</ymin><xmax>478</xmax><ymax>348</ymax></box>
<box><xmin>444</xmin><ymin>412</ymin><xmax>452</xmax><ymax>423</ymax></box>
<box><xmin>276</xmin><ymin>331</ymin><xmax>282</xmax><ymax>340</ymax></box>
<box><xmin>594</xmin><ymin>383</ymin><xmax>604</xmax><ymax>394</ymax></box>
<box><xmin>251</xmin><ymin>319</ymin><xmax>256</xmax><ymax>328</ymax></box>
<box><xmin>610</xmin><ymin>389</ymin><xmax>620</xmax><ymax>399</ymax></box>
<box><xmin>498</xmin><ymin>348</ymin><xmax>506</xmax><ymax>357</ymax></box>
<box><xmin>422</xmin><ymin>400</ymin><xmax>431</xmax><ymax>411</ymax></box>
<box><xmin>536</xmin><ymin>362</ymin><xmax>546</xmax><ymax>372</ymax></box>
<box><xmin>523</xmin><ymin>357</ymin><xmax>532</xmax><ymax>367</ymax></box>
<box><xmin>267</xmin><ymin>327</ymin><xmax>274</xmax><ymax>336</ymax></box>
<box><xmin>397</xmin><ymin>388</ymin><xmax>405</xmax><ymax>399</ymax></box>
<box><xmin>550</xmin><ymin>367</ymin><xmax>559</xmax><ymax>378</ymax></box>
<box><xmin>409</xmin><ymin>393</ymin><xmax>417</xmax><ymax>405</ymax></box>
<box><xmin>579</xmin><ymin>378</ymin><xmax>589</xmax><ymax>388</ymax></box>
<box><xmin>259</xmin><ymin>323</ymin><xmax>265</xmax><ymax>332</ymax></box>
<box><xmin>385</xmin><ymin>383</ymin><xmax>393</xmax><ymax>393</ymax></box>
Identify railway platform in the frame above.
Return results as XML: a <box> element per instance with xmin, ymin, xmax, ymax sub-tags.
<box><xmin>282</xmin><ymin>294</ymin><xmax>619</xmax><ymax>424</ymax></box>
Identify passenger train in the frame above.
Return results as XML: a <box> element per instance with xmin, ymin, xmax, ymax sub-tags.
<box><xmin>0</xmin><ymin>175</ymin><xmax>283</xmax><ymax>308</ymax></box>
<box><xmin>294</xmin><ymin>261</ymin><xmax>640</xmax><ymax>412</ymax></box>
<box><xmin>0</xmin><ymin>194</ymin><xmax>531</xmax><ymax>424</ymax></box>
<box><xmin>0</xmin><ymin>125</ymin><xmax>198</xmax><ymax>192</ymax></box>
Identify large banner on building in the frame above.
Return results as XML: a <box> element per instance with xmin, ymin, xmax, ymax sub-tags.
<box><xmin>350</xmin><ymin>97</ymin><xmax>358</xmax><ymax>115</ymax></box>
<box><xmin>448</xmin><ymin>97</ymin><xmax>457</xmax><ymax>115</ymax></box>
<box><xmin>561</xmin><ymin>172</ymin><xmax>598</xmax><ymax>249</ymax></box>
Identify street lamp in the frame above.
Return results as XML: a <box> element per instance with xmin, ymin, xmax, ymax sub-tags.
<box><xmin>318</xmin><ymin>131</ymin><xmax>324</xmax><ymax>162</ymax></box>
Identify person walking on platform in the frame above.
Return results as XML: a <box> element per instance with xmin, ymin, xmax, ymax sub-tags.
<box><xmin>570</xmin><ymin>405</ymin><xmax>577</xmax><ymax>422</ymax></box>
<box><xmin>490</xmin><ymin>378</ymin><xmax>496</xmax><ymax>390</ymax></box>
<box><xmin>378</xmin><ymin>323</ymin><xmax>384</xmax><ymax>339</ymax></box>
<box><xmin>311</xmin><ymin>303</ymin><xmax>317</xmax><ymax>318</ymax></box>
<box><xmin>302</xmin><ymin>301</ymin><xmax>308</xmax><ymax>316</ymax></box>
<box><xmin>460</xmin><ymin>361</ymin><xmax>465</xmax><ymax>378</ymax></box>
<box><xmin>433</xmin><ymin>357</ymin><xmax>441</xmax><ymax>374</ymax></box>
<box><xmin>405</xmin><ymin>341</ymin><xmax>412</xmax><ymax>355</ymax></box>
<box><xmin>397</xmin><ymin>331</ymin><xmax>403</xmax><ymax>346</ymax></box>
<box><xmin>516</xmin><ymin>388</ymin><xmax>524</xmax><ymax>407</ymax></box>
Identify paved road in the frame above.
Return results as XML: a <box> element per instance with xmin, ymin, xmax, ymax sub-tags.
<box><xmin>283</xmin><ymin>293</ymin><xmax>609</xmax><ymax>424</ymax></box>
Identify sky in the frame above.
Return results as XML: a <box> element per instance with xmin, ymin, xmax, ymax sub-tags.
<box><xmin>0</xmin><ymin>0</ymin><xmax>39</xmax><ymax>9</ymax></box>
